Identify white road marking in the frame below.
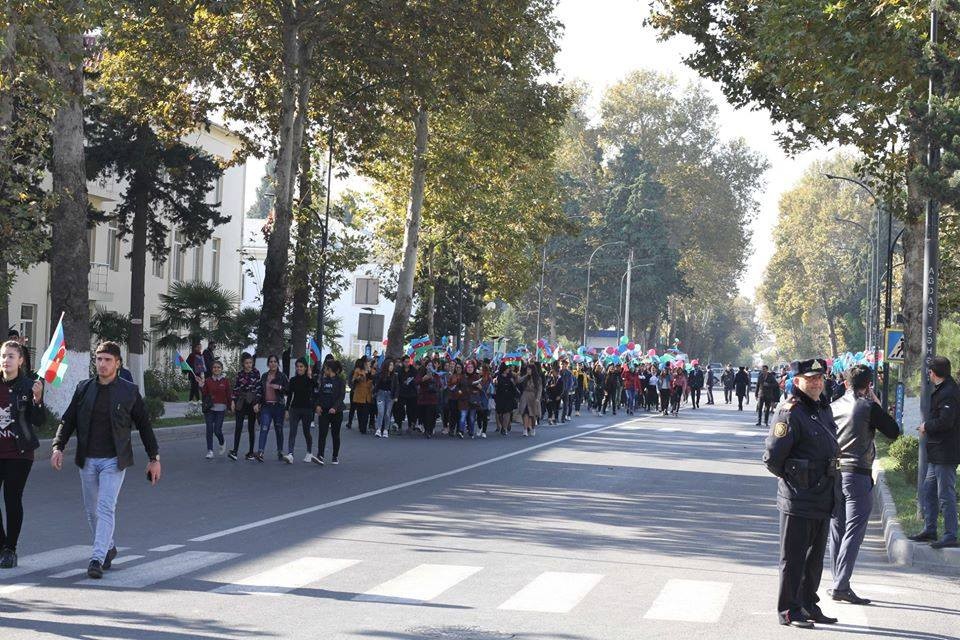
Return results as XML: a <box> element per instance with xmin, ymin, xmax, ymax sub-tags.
<box><xmin>575</xmin><ymin>422</ymin><xmax>601</xmax><ymax>429</ymax></box>
<box><xmin>818</xmin><ymin>589</ymin><xmax>871</xmax><ymax>628</ymax></box>
<box><xmin>0</xmin><ymin>545</ymin><xmax>91</xmax><ymax>580</ymax></box>
<box><xmin>734</xmin><ymin>431</ymin><xmax>762</xmax><ymax>437</ymax></box>
<box><xmin>190</xmin><ymin>415</ymin><xmax>656</xmax><ymax>542</ymax></box>
<box><xmin>0</xmin><ymin>583</ymin><xmax>35</xmax><ymax>594</ymax></box>
<box><xmin>354</xmin><ymin>564</ymin><xmax>482</xmax><ymax>604</ymax></box>
<box><xmin>49</xmin><ymin>554</ymin><xmax>144</xmax><ymax>579</ymax></box>
<box><xmin>643</xmin><ymin>579</ymin><xmax>731</xmax><ymax>623</ymax></box>
<box><xmin>213</xmin><ymin>557</ymin><xmax>359</xmax><ymax>595</ymax></box>
<box><xmin>149</xmin><ymin>544</ymin><xmax>185</xmax><ymax>553</ymax></box>
<box><xmin>498</xmin><ymin>571</ymin><xmax>603</xmax><ymax>613</ymax></box>
<box><xmin>658</xmin><ymin>427</ymin><xmax>679</xmax><ymax>432</ymax></box>
<box><xmin>77</xmin><ymin>551</ymin><xmax>238</xmax><ymax>588</ymax></box>
<box><xmin>695</xmin><ymin>429</ymin><xmax>720</xmax><ymax>435</ymax></box>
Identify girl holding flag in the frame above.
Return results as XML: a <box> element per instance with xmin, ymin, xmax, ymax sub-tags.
<box><xmin>0</xmin><ymin>340</ymin><xmax>44</xmax><ymax>569</ymax></box>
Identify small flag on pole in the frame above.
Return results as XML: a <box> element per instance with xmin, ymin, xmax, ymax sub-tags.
<box><xmin>172</xmin><ymin>350</ymin><xmax>193</xmax><ymax>373</ymax></box>
<box><xmin>37</xmin><ymin>312</ymin><xmax>68</xmax><ymax>386</ymax></box>
<box><xmin>307</xmin><ymin>337</ymin><xmax>322</xmax><ymax>365</ymax></box>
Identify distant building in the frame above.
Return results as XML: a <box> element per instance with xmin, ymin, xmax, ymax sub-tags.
<box><xmin>8</xmin><ymin>124</ymin><xmax>247</xmax><ymax>373</ymax></box>
<box><xmin>240</xmin><ymin>218</ymin><xmax>396</xmax><ymax>360</ymax></box>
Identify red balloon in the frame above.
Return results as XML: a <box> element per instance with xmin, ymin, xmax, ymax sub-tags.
<box><xmin>627</xmin><ymin>342</ymin><xmax>636</xmax><ymax>350</ymax></box>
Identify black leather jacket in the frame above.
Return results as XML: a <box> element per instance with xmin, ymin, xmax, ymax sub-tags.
<box><xmin>3</xmin><ymin>375</ymin><xmax>44</xmax><ymax>454</ymax></box>
<box><xmin>926</xmin><ymin>376</ymin><xmax>960</xmax><ymax>465</ymax></box>
<box><xmin>763</xmin><ymin>390</ymin><xmax>841</xmax><ymax>519</ymax></box>
<box><xmin>53</xmin><ymin>377</ymin><xmax>158</xmax><ymax>471</ymax></box>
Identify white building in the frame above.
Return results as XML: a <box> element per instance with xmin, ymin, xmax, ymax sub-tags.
<box><xmin>8</xmin><ymin>124</ymin><xmax>247</xmax><ymax>389</ymax></box>
<box><xmin>240</xmin><ymin>217</ymin><xmax>396</xmax><ymax>359</ymax></box>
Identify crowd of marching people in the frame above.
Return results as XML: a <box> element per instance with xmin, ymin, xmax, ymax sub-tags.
<box><xmin>182</xmin><ymin>347</ymin><xmax>763</xmax><ymax>467</ymax></box>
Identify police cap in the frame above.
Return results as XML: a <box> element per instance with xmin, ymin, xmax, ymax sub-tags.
<box><xmin>791</xmin><ymin>358</ymin><xmax>828</xmax><ymax>377</ymax></box>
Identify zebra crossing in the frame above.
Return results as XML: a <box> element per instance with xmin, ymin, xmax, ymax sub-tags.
<box><xmin>0</xmin><ymin>544</ymin><xmax>886</xmax><ymax>628</ymax></box>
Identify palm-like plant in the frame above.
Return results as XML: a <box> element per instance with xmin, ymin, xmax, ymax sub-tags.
<box><xmin>90</xmin><ymin>306</ymin><xmax>131</xmax><ymax>346</ymax></box>
<box><xmin>154</xmin><ymin>281</ymin><xmax>239</xmax><ymax>349</ymax></box>
<box><xmin>219</xmin><ymin>307</ymin><xmax>261</xmax><ymax>352</ymax></box>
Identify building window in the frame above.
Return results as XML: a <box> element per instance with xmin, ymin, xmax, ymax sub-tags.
<box><xmin>213</xmin><ymin>175</ymin><xmax>224</xmax><ymax>206</ymax></box>
<box><xmin>357</xmin><ymin>313</ymin><xmax>384</xmax><ymax>343</ymax></box>
<box><xmin>193</xmin><ymin>244</ymin><xmax>204</xmax><ymax>281</ymax></box>
<box><xmin>152</xmin><ymin>250</ymin><xmax>164</xmax><ymax>278</ymax></box>
<box><xmin>210</xmin><ymin>238</ymin><xmax>221</xmax><ymax>284</ymax></box>
<box><xmin>88</xmin><ymin>226</ymin><xmax>97</xmax><ymax>263</ymax></box>
<box><xmin>354</xmin><ymin>277</ymin><xmax>379</xmax><ymax>305</ymax></box>
<box><xmin>107</xmin><ymin>221</ymin><xmax>121</xmax><ymax>271</ymax></box>
<box><xmin>148</xmin><ymin>315</ymin><xmax>161</xmax><ymax>368</ymax></box>
<box><xmin>19</xmin><ymin>304</ymin><xmax>37</xmax><ymax>352</ymax></box>
<box><xmin>172</xmin><ymin>231</ymin><xmax>185</xmax><ymax>281</ymax></box>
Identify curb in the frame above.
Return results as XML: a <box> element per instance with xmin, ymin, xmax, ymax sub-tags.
<box><xmin>873</xmin><ymin>463</ymin><xmax>960</xmax><ymax>572</ymax></box>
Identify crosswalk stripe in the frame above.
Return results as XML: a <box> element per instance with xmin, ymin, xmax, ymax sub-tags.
<box><xmin>658</xmin><ymin>428</ymin><xmax>678</xmax><ymax>432</ymax></box>
<box><xmin>644</xmin><ymin>579</ymin><xmax>731</xmax><ymax>623</ymax></box>
<box><xmin>0</xmin><ymin>545</ymin><xmax>91</xmax><ymax>580</ymax></box>
<box><xmin>576</xmin><ymin>422</ymin><xmax>601</xmax><ymax>429</ymax></box>
<box><xmin>213</xmin><ymin>557</ymin><xmax>359</xmax><ymax>595</ymax></box>
<box><xmin>149</xmin><ymin>544</ymin><xmax>184</xmax><ymax>553</ymax></box>
<box><xmin>0</xmin><ymin>583</ymin><xmax>35</xmax><ymax>594</ymax></box>
<box><xmin>498</xmin><ymin>572</ymin><xmax>603</xmax><ymax>613</ymax></box>
<box><xmin>695</xmin><ymin>429</ymin><xmax>720</xmax><ymax>435</ymax></box>
<box><xmin>734</xmin><ymin>431</ymin><xmax>762</xmax><ymax>437</ymax></box>
<box><xmin>49</xmin><ymin>554</ymin><xmax>144</xmax><ymax>579</ymax></box>
<box><xmin>77</xmin><ymin>551</ymin><xmax>238</xmax><ymax>588</ymax></box>
<box><xmin>354</xmin><ymin>564</ymin><xmax>482</xmax><ymax>604</ymax></box>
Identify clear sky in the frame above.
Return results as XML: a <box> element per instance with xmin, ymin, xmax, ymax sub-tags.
<box><xmin>242</xmin><ymin>0</ymin><xmax>833</xmax><ymax>297</ymax></box>
<box><xmin>552</xmin><ymin>0</ymin><xmax>831</xmax><ymax>297</ymax></box>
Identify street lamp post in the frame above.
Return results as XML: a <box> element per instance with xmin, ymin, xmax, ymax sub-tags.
<box><xmin>583</xmin><ymin>241</ymin><xmax>625</xmax><ymax>347</ymax></box>
<box><xmin>832</xmin><ymin>215</ymin><xmax>873</xmax><ymax>353</ymax></box>
<box><xmin>825</xmin><ymin>173</ymin><xmax>884</xmax><ymax>378</ymax></box>
<box><xmin>361</xmin><ymin>306</ymin><xmax>375</xmax><ymax>358</ymax></box>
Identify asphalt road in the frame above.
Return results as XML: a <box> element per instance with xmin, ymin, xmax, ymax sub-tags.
<box><xmin>2</xmin><ymin>397</ymin><xmax>959</xmax><ymax>639</ymax></box>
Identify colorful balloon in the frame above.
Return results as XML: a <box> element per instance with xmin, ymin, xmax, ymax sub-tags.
<box><xmin>627</xmin><ymin>342</ymin><xmax>636</xmax><ymax>350</ymax></box>
<box><xmin>620</xmin><ymin>335</ymin><xmax>629</xmax><ymax>345</ymax></box>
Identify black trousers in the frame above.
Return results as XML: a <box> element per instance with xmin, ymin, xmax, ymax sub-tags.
<box><xmin>757</xmin><ymin>397</ymin><xmax>774</xmax><ymax>424</ymax></box>
<box><xmin>724</xmin><ymin>387</ymin><xmax>732</xmax><ymax>403</ymax></box>
<box><xmin>317</xmin><ymin>411</ymin><xmax>343</xmax><ymax>458</ymax></box>
<box><xmin>691</xmin><ymin>388</ymin><xmax>701</xmax><ymax>408</ymax></box>
<box><xmin>233</xmin><ymin>404</ymin><xmax>257</xmax><ymax>454</ymax></box>
<box><xmin>706</xmin><ymin>385</ymin><xmax>714</xmax><ymax>404</ymax></box>
<box><xmin>778</xmin><ymin>511</ymin><xmax>829</xmax><ymax>616</ymax></box>
<box><xmin>737</xmin><ymin>393</ymin><xmax>746</xmax><ymax>410</ymax></box>
<box><xmin>419</xmin><ymin>405</ymin><xmax>437</xmax><ymax>435</ymax></box>
<box><xmin>0</xmin><ymin>458</ymin><xmax>32</xmax><ymax>551</ymax></box>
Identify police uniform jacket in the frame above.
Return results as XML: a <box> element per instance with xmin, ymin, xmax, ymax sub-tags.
<box><xmin>762</xmin><ymin>389</ymin><xmax>841</xmax><ymax>519</ymax></box>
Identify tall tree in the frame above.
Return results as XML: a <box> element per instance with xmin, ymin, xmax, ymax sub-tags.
<box><xmin>85</xmin><ymin>106</ymin><xmax>226</xmax><ymax>389</ymax></box>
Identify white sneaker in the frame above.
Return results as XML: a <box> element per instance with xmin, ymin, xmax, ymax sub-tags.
<box><xmin>205</xmin><ymin>450</ymin><xmax>214</xmax><ymax>459</ymax></box>
<box><xmin>311</xmin><ymin>455</ymin><xmax>324</xmax><ymax>466</ymax></box>
<box><xmin>375</xmin><ymin>430</ymin><xmax>382</xmax><ymax>438</ymax></box>
<box><xmin>283</xmin><ymin>453</ymin><xmax>294</xmax><ymax>464</ymax></box>
<box><xmin>218</xmin><ymin>443</ymin><xmax>227</xmax><ymax>456</ymax></box>
<box><xmin>382</xmin><ymin>431</ymin><xmax>389</xmax><ymax>439</ymax></box>
<box><xmin>303</xmin><ymin>453</ymin><xmax>313</xmax><ymax>463</ymax></box>
<box><xmin>480</xmin><ymin>432</ymin><xmax>487</xmax><ymax>438</ymax></box>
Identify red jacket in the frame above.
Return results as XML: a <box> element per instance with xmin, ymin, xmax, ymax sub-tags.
<box><xmin>202</xmin><ymin>376</ymin><xmax>232</xmax><ymax>406</ymax></box>
<box><xmin>621</xmin><ymin>369</ymin><xmax>638</xmax><ymax>391</ymax></box>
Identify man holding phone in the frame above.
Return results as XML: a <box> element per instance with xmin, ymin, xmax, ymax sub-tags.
<box><xmin>827</xmin><ymin>364</ymin><xmax>900</xmax><ymax>605</ymax></box>
<box><xmin>51</xmin><ymin>341</ymin><xmax>161</xmax><ymax>579</ymax></box>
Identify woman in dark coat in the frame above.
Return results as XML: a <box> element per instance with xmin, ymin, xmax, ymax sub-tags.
<box><xmin>493</xmin><ymin>364</ymin><xmax>519</xmax><ymax>435</ymax></box>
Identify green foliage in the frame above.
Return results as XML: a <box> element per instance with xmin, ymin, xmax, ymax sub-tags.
<box><xmin>90</xmin><ymin>306</ymin><xmax>131</xmax><ymax>346</ymax></box>
<box><xmin>154</xmin><ymin>281</ymin><xmax>239</xmax><ymax>349</ymax></box>
<box><xmin>143</xmin><ymin>395</ymin><xmax>165</xmax><ymax>422</ymax></box>
<box><xmin>759</xmin><ymin>153</ymin><xmax>873</xmax><ymax>357</ymax></box>
<box><xmin>144</xmin><ymin>367</ymin><xmax>187</xmax><ymax>402</ymax></box>
<box><xmin>887</xmin><ymin>435</ymin><xmax>920</xmax><ymax>487</ymax></box>
<box><xmin>218</xmin><ymin>307</ymin><xmax>260</xmax><ymax>353</ymax></box>
<box><xmin>246</xmin><ymin>158</ymin><xmax>275</xmax><ymax>219</ymax></box>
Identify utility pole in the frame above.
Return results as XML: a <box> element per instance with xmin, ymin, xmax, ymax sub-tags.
<box><xmin>624</xmin><ymin>248</ymin><xmax>634</xmax><ymax>339</ymax></box>
<box><xmin>919</xmin><ymin>2</ymin><xmax>941</xmax><ymax>493</ymax></box>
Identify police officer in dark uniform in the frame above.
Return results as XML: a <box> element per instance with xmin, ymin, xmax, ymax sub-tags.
<box><xmin>762</xmin><ymin>358</ymin><xmax>841</xmax><ymax>629</ymax></box>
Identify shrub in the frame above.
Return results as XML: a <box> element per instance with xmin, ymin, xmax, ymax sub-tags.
<box><xmin>144</xmin><ymin>396</ymin><xmax>166</xmax><ymax>422</ymax></box>
<box><xmin>888</xmin><ymin>435</ymin><xmax>920</xmax><ymax>486</ymax></box>
<box><xmin>184</xmin><ymin>401</ymin><xmax>203</xmax><ymax>419</ymax></box>
<box><xmin>144</xmin><ymin>367</ymin><xmax>188</xmax><ymax>402</ymax></box>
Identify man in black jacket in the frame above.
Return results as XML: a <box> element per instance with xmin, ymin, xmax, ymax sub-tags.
<box><xmin>763</xmin><ymin>358</ymin><xmax>841</xmax><ymax>629</ymax></box>
<box><xmin>51</xmin><ymin>341</ymin><xmax>161</xmax><ymax>579</ymax></box>
<box><xmin>721</xmin><ymin>365</ymin><xmax>734</xmax><ymax>404</ymax></box>
<box><xmin>755</xmin><ymin>365</ymin><xmax>780</xmax><ymax>426</ymax></box>
<box><xmin>827</xmin><ymin>365</ymin><xmax>900</xmax><ymax>604</ymax></box>
<box><xmin>734</xmin><ymin>366</ymin><xmax>750</xmax><ymax>411</ymax></box>
<box><xmin>688</xmin><ymin>364</ymin><xmax>704</xmax><ymax>409</ymax></box>
<box><xmin>912</xmin><ymin>356</ymin><xmax>960</xmax><ymax>549</ymax></box>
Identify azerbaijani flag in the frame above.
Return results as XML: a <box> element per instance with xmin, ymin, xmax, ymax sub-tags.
<box><xmin>410</xmin><ymin>335</ymin><xmax>432</xmax><ymax>350</ymax></box>
<box><xmin>37</xmin><ymin>312</ymin><xmax>68</xmax><ymax>386</ymax></box>
<box><xmin>307</xmin><ymin>337</ymin><xmax>322</xmax><ymax>365</ymax></box>
<box><xmin>172</xmin><ymin>350</ymin><xmax>193</xmax><ymax>373</ymax></box>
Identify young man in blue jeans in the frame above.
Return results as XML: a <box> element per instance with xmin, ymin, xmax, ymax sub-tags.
<box><xmin>51</xmin><ymin>341</ymin><xmax>161</xmax><ymax>578</ymax></box>
<box><xmin>911</xmin><ymin>356</ymin><xmax>960</xmax><ymax>549</ymax></box>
